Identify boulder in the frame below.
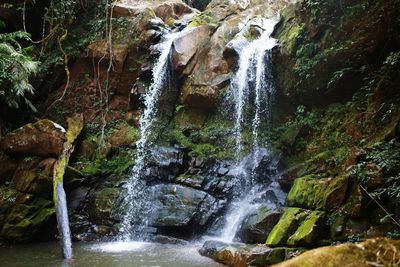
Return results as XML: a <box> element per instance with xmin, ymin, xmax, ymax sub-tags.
<box><xmin>286</xmin><ymin>211</ymin><xmax>326</xmax><ymax>246</ymax></box>
<box><xmin>149</xmin><ymin>184</ymin><xmax>221</xmax><ymax>231</ymax></box>
<box><xmin>266</xmin><ymin>207</ymin><xmax>308</xmax><ymax>247</ymax></box>
<box><xmin>113</xmin><ymin>0</ymin><xmax>194</xmax><ymax>23</ymax></box>
<box><xmin>272</xmin><ymin>238</ymin><xmax>400</xmax><ymax>267</ymax></box>
<box><xmin>286</xmin><ymin>175</ymin><xmax>349</xmax><ymax>211</ymax></box>
<box><xmin>266</xmin><ymin>208</ymin><xmax>327</xmax><ymax>247</ymax></box>
<box><xmin>12</xmin><ymin>158</ymin><xmax>56</xmax><ymax>197</ymax></box>
<box><xmin>0</xmin><ymin>194</ymin><xmax>55</xmax><ymax>242</ymax></box>
<box><xmin>199</xmin><ymin>240</ymin><xmax>292</xmax><ymax>267</ymax></box>
<box><xmin>0</xmin><ymin>119</ymin><xmax>66</xmax><ymax>158</ymax></box>
<box><xmin>89</xmin><ymin>188</ymin><xmax>122</xmax><ymax>225</ymax></box>
<box><xmin>236</xmin><ymin>206</ymin><xmax>282</xmax><ymax>243</ymax></box>
<box><xmin>171</xmin><ymin>25</ymin><xmax>214</xmax><ymax>74</ymax></box>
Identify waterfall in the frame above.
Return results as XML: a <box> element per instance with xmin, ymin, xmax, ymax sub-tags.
<box><xmin>119</xmin><ymin>32</ymin><xmax>181</xmax><ymax>241</ymax></box>
<box><xmin>231</xmin><ymin>19</ymin><xmax>277</xmax><ymax>161</ymax></box>
<box><xmin>216</xmin><ymin>18</ymin><xmax>282</xmax><ymax>243</ymax></box>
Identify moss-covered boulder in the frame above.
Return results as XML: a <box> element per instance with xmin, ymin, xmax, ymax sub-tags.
<box><xmin>89</xmin><ymin>188</ymin><xmax>121</xmax><ymax>224</ymax></box>
<box><xmin>287</xmin><ymin>211</ymin><xmax>326</xmax><ymax>246</ymax></box>
<box><xmin>0</xmin><ymin>119</ymin><xmax>66</xmax><ymax>158</ymax></box>
<box><xmin>266</xmin><ymin>207</ymin><xmax>308</xmax><ymax>247</ymax></box>
<box><xmin>272</xmin><ymin>238</ymin><xmax>400</xmax><ymax>267</ymax></box>
<box><xmin>287</xmin><ymin>175</ymin><xmax>349</xmax><ymax>211</ymax></box>
<box><xmin>0</xmin><ymin>194</ymin><xmax>55</xmax><ymax>242</ymax></box>
<box><xmin>12</xmin><ymin>157</ymin><xmax>55</xmax><ymax>198</ymax></box>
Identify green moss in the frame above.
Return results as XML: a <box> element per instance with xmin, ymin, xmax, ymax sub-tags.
<box><xmin>187</xmin><ymin>12</ymin><xmax>218</xmax><ymax>28</ymax></box>
<box><xmin>92</xmin><ymin>188</ymin><xmax>118</xmax><ymax>219</ymax></box>
<box><xmin>266</xmin><ymin>207</ymin><xmax>308</xmax><ymax>246</ymax></box>
<box><xmin>287</xmin><ymin>211</ymin><xmax>325</xmax><ymax>246</ymax></box>
<box><xmin>287</xmin><ymin>175</ymin><xmax>349</xmax><ymax>211</ymax></box>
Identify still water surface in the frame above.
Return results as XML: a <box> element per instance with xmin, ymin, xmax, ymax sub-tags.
<box><xmin>0</xmin><ymin>241</ymin><xmax>222</xmax><ymax>267</ymax></box>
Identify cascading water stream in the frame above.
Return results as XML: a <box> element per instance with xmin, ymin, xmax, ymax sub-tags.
<box><xmin>119</xmin><ymin>32</ymin><xmax>181</xmax><ymax>241</ymax></box>
<box><xmin>216</xmin><ymin>18</ymin><xmax>281</xmax><ymax>243</ymax></box>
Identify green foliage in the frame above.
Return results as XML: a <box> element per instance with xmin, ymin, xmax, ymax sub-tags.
<box><xmin>349</xmin><ymin>139</ymin><xmax>400</xmax><ymax>201</ymax></box>
<box><xmin>384</xmin><ymin>52</ymin><xmax>400</xmax><ymax>66</ymax></box>
<box><xmin>77</xmin><ymin>149</ymin><xmax>134</xmax><ymax>177</ymax></box>
<box><xmin>0</xmin><ymin>31</ymin><xmax>39</xmax><ymax>111</ymax></box>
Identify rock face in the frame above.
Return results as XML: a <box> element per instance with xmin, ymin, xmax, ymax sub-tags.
<box><xmin>272</xmin><ymin>238</ymin><xmax>400</xmax><ymax>267</ymax></box>
<box><xmin>272</xmin><ymin>0</ymin><xmax>400</xmax><ymax>106</ymax></box>
<box><xmin>0</xmin><ymin>120</ymin><xmax>66</xmax><ymax>158</ymax></box>
<box><xmin>177</xmin><ymin>0</ymin><xmax>293</xmax><ymax>110</ymax></box>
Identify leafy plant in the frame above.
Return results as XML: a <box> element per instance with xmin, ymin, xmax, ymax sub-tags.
<box><xmin>0</xmin><ymin>31</ymin><xmax>39</xmax><ymax>111</ymax></box>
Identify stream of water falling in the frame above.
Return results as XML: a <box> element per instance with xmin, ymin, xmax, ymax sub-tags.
<box><xmin>119</xmin><ymin>32</ymin><xmax>181</xmax><ymax>241</ymax></box>
<box><xmin>216</xmin><ymin>18</ymin><xmax>281</xmax><ymax>243</ymax></box>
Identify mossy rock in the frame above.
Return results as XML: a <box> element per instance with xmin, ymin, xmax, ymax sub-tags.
<box><xmin>287</xmin><ymin>211</ymin><xmax>326</xmax><ymax>246</ymax></box>
<box><xmin>287</xmin><ymin>175</ymin><xmax>349</xmax><ymax>211</ymax></box>
<box><xmin>107</xmin><ymin>121</ymin><xmax>140</xmax><ymax>149</ymax></box>
<box><xmin>273</xmin><ymin>238</ymin><xmax>400</xmax><ymax>267</ymax></box>
<box><xmin>12</xmin><ymin>158</ymin><xmax>56</xmax><ymax>198</ymax></box>
<box><xmin>0</xmin><ymin>196</ymin><xmax>55</xmax><ymax>242</ymax></box>
<box><xmin>90</xmin><ymin>188</ymin><xmax>122</xmax><ymax>223</ymax></box>
<box><xmin>266</xmin><ymin>207</ymin><xmax>308</xmax><ymax>247</ymax></box>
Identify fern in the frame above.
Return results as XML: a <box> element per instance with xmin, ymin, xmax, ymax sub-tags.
<box><xmin>0</xmin><ymin>31</ymin><xmax>39</xmax><ymax>111</ymax></box>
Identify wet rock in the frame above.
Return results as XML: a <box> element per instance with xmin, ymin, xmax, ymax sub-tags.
<box><xmin>175</xmin><ymin>174</ymin><xmax>205</xmax><ymax>189</ymax></box>
<box><xmin>150</xmin><ymin>184</ymin><xmax>222</xmax><ymax>231</ymax></box>
<box><xmin>153</xmin><ymin>234</ymin><xmax>189</xmax><ymax>245</ymax></box>
<box><xmin>0</xmin><ymin>119</ymin><xmax>66</xmax><ymax>158</ymax></box>
<box><xmin>286</xmin><ymin>175</ymin><xmax>349</xmax><ymax>211</ymax></box>
<box><xmin>203</xmin><ymin>173</ymin><xmax>236</xmax><ymax>198</ymax></box>
<box><xmin>273</xmin><ymin>238</ymin><xmax>400</xmax><ymax>267</ymax></box>
<box><xmin>199</xmin><ymin>240</ymin><xmax>288</xmax><ymax>267</ymax></box>
<box><xmin>145</xmin><ymin>146</ymin><xmax>188</xmax><ymax>183</ymax></box>
<box><xmin>236</xmin><ymin>206</ymin><xmax>282</xmax><ymax>244</ymax></box>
